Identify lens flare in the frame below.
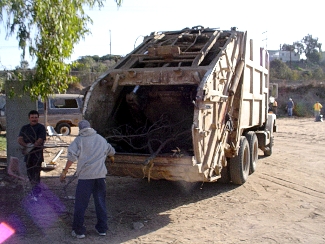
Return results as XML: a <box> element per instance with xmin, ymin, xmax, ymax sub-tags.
<box><xmin>0</xmin><ymin>222</ymin><xmax>15</xmax><ymax>243</ymax></box>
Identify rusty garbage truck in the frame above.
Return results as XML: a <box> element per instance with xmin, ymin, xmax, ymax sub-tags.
<box><xmin>83</xmin><ymin>26</ymin><xmax>276</xmax><ymax>185</ymax></box>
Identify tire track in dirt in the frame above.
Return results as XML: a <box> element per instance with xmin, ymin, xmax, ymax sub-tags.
<box><xmin>258</xmin><ymin>173</ymin><xmax>325</xmax><ymax>199</ymax></box>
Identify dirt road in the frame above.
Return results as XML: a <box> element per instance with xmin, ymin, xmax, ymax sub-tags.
<box><xmin>1</xmin><ymin>117</ymin><xmax>325</xmax><ymax>243</ymax></box>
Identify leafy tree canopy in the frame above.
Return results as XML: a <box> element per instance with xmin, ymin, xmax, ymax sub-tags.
<box><xmin>0</xmin><ymin>0</ymin><xmax>122</xmax><ymax>100</ymax></box>
<box><xmin>280</xmin><ymin>34</ymin><xmax>322</xmax><ymax>64</ymax></box>
<box><xmin>302</xmin><ymin>34</ymin><xmax>322</xmax><ymax>55</ymax></box>
<box><xmin>281</xmin><ymin>44</ymin><xmax>295</xmax><ymax>51</ymax></box>
<box><xmin>292</xmin><ymin>34</ymin><xmax>322</xmax><ymax>63</ymax></box>
<box><xmin>18</xmin><ymin>60</ymin><xmax>29</xmax><ymax>70</ymax></box>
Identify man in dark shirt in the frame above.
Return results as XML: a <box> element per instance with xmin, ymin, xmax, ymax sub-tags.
<box><xmin>286</xmin><ymin>98</ymin><xmax>294</xmax><ymax>117</ymax></box>
<box><xmin>18</xmin><ymin>110</ymin><xmax>46</xmax><ymax>200</ymax></box>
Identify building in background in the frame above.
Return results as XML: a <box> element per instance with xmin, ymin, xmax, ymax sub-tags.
<box><xmin>268</xmin><ymin>50</ymin><xmax>306</xmax><ymax>62</ymax></box>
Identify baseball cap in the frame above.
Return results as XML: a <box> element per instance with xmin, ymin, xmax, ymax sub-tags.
<box><xmin>78</xmin><ymin>120</ymin><xmax>90</xmax><ymax>130</ymax></box>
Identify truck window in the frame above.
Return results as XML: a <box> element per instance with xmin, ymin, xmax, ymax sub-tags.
<box><xmin>50</xmin><ymin>98</ymin><xmax>78</xmax><ymax>109</ymax></box>
<box><xmin>38</xmin><ymin>100</ymin><xmax>44</xmax><ymax>110</ymax></box>
<box><xmin>64</xmin><ymin>99</ymin><xmax>79</xmax><ymax>108</ymax></box>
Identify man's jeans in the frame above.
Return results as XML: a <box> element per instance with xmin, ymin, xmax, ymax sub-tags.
<box><xmin>26</xmin><ymin>160</ymin><xmax>42</xmax><ymax>195</ymax></box>
<box><xmin>287</xmin><ymin>108</ymin><xmax>293</xmax><ymax>116</ymax></box>
<box><xmin>315</xmin><ymin>110</ymin><xmax>321</xmax><ymax>121</ymax></box>
<box><xmin>73</xmin><ymin>178</ymin><xmax>108</xmax><ymax>235</ymax></box>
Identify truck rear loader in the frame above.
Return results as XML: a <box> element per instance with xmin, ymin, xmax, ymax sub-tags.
<box><xmin>83</xmin><ymin>26</ymin><xmax>276</xmax><ymax>185</ymax></box>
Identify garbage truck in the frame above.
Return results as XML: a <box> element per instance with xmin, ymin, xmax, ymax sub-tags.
<box><xmin>83</xmin><ymin>26</ymin><xmax>276</xmax><ymax>185</ymax></box>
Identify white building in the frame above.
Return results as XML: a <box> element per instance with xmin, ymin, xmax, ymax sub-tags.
<box><xmin>268</xmin><ymin>50</ymin><xmax>306</xmax><ymax>62</ymax></box>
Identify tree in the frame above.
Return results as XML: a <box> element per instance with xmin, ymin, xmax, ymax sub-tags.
<box><xmin>281</xmin><ymin>44</ymin><xmax>295</xmax><ymax>52</ymax></box>
<box><xmin>293</xmin><ymin>34</ymin><xmax>322</xmax><ymax>63</ymax></box>
<box><xmin>302</xmin><ymin>34</ymin><xmax>322</xmax><ymax>56</ymax></box>
<box><xmin>74</xmin><ymin>56</ymin><xmax>98</xmax><ymax>73</ymax></box>
<box><xmin>308</xmin><ymin>50</ymin><xmax>321</xmax><ymax>64</ymax></box>
<box><xmin>17</xmin><ymin>60</ymin><xmax>29</xmax><ymax>70</ymax></box>
<box><xmin>69</xmin><ymin>54</ymin><xmax>121</xmax><ymax>87</ymax></box>
<box><xmin>0</xmin><ymin>0</ymin><xmax>122</xmax><ymax>100</ymax></box>
<box><xmin>293</xmin><ymin>41</ymin><xmax>304</xmax><ymax>55</ymax></box>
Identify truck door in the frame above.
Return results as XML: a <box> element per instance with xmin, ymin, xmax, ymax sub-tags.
<box><xmin>192</xmin><ymin>31</ymin><xmax>245</xmax><ymax>180</ymax></box>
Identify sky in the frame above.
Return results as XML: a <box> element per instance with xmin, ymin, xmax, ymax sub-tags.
<box><xmin>0</xmin><ymin>0</ymin><xmax>323</xmax><ymax>70</ymax></box>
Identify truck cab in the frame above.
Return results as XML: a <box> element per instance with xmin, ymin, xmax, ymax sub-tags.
<box><xmin>0</xmin><ymin>94</ymin><xmax>83</xmax><ymax>135</ymax></box>
<box><xmin>38</xmin><ymin>94</ymin><xmax>84</xmax><ymax>135</ymax></box>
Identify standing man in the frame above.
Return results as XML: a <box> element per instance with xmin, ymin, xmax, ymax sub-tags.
<box><xmin>272</xmin><ymin>99</ymin><xmax>278</xmax><ymax>115</ymax></box>
<box><xmin>18</xmin><ymin>110</ymin><xmax>47</xmax><ymax>200</ymax></box>
<box><xmin>313</xmin><ymin>101</ymin><xmax>323</xmax><ymax>122</ymax></box>
<box><xmin>60</xmin><ymin>120</ymin><xmax>115</xmax><ymax>239</ymax></box>
<box><xmin>286</xmin><ymin>98</ymin><xmax>294</xmax><ymax>117</ymax></box>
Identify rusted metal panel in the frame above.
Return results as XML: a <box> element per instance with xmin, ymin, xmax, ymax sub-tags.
<box><xmin>107</xmin><ymin>154</ymin><xmax>205</xmax><ymax>182</ymax></box>
<box><xmin>105</xmin><ymin>69</ymin><xmax>206</xmax><ymax>86</ymax></box>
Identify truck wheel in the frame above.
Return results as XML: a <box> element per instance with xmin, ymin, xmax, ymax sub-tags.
<box><xmin>245</xmin><ymin>131</ymin><xmax>258</xmax><ymax>174</ymax></box>
<box><xmin>56</xmin><ymin>123</ymin><xmax>71</xmax><ymax>136</ymax></box>
<box><xmin>229</xmin><ymin>136</ymin><xmax>250</xmax><ymax>185</ymax></box>
<box><xmin>264</xmin><ymin>135</ymin><xmax>273</xmax><ymax>156</ymax></box>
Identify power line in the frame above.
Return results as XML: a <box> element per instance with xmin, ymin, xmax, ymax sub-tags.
<box><xmin>0</xmin><ymin>46</ymin><xmax>17</xmax><ymax>49</ymax></box>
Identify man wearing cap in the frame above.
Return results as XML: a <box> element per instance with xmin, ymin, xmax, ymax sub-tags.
<box><xmin>60</xmin><ymin>120</ymin><xmax>115</xmax><ymax>239</ymax></box>
<box><xmin>286</xmin><ymin>98</ymin><xmax>294</xmax><ymax>117</ymax></box>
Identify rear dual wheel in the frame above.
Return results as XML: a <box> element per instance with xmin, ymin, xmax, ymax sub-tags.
<box><xmin>229</xmin><ymin>136</ymin><xmax>250</xmax><ymax>185</ymax></box>
<box><xmin>264</xmin><ymin>136</ymin><xmax>273</xmax><ymax>156</ymax></box>
<box><xmin>245</xmin><ymin>131</ymin><xmax>258</xmax><ymax>174</ymax></box>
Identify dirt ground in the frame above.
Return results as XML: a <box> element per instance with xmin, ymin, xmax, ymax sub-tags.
<box><xmin>1</xmin><ymin>117</ymin><xmax>325</xmax><ymax>244</ymax></box>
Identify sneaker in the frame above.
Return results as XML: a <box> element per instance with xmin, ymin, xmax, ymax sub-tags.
<box><xmin>96</xmin><ymin>230</ymin><xmax>106</xmax><ymax>236</ymax></box>
<box><xmin>71</xmin><ymin>230</ymin><xmax>85</xmax><ymax>239</ymax></box>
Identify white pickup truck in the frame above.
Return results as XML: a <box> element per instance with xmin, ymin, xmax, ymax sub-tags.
<box><xmin>0</xmin><ymin>94</ymin><xmax>84</xmax><ymax>135</ymax></box>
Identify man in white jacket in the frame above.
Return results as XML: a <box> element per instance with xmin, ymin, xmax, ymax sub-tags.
<box><xmin>60</xmin><ymin>120</ymin><xmax>115</xmax><ymax>239</ymax></box>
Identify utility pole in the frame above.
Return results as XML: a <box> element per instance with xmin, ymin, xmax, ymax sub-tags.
<box><xmin>262</xmin><ymin>31</ymin><xmax>268</xmax><ymax>50</ymax></box>
<box><xmin>109</xmin><ymin>30</ymin><xmax>111</xmax><ymax>56</ymax></box>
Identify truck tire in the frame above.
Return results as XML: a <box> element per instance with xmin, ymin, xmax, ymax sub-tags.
<box><xmin>56</xmin><ymin>123</ymin><xmax>71</xmax><ymax>136</ymax></box>
<box><xmin>264</xmin><ymin>114</ymin><xmax>275</xmax><ymax>157</ymax></box>
<box><xmin>264</xmin><ymin>135</ymin><xmax>273</xmax><ymax>156</ymax></box>
<box><xmin>245</xmin><ymin>131</ymin><xmax>258</xmax><ymax>174</ymax></box>
<box><xmin>229</xmin><ymin>136</ymin><xmax>250</xmax><ymax>185</ymax></box>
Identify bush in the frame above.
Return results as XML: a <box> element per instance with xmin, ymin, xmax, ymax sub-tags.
<box><xmin>288</xmin><ymin>70</ymin><xmax>300</xmax><ymax>81</ymax></box>
<box><xmin>313</xmin><ymin>68</ymin><xmax>324</xmax><ymax>80</ymax></box>
<box><xmin>270</xmin><ymin>60</ymin><xmax>292</xmax><ymax>79</ymax></box>
<box><xmin>294</xmin><ymin>102</ymin><xmax>311</xmax><ymax>117</ymax></box>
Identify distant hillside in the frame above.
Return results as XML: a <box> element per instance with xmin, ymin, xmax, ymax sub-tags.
<box><xmin>272</xmin><ymin>80</ymin><xmax>325</xmax><ymax>117</ymax></box>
